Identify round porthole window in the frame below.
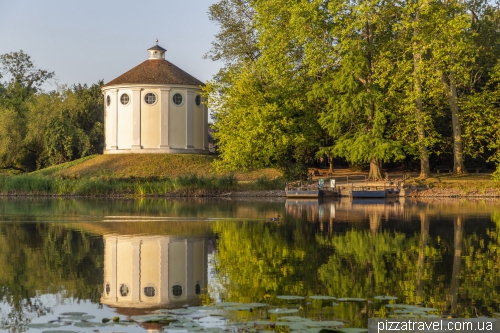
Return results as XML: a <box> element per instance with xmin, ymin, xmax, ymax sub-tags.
<box><xmin>119</xmin><ymin>284</ymin><xmax>129</xmax><ymax>297</ymax></box>
<box><xmin>106</xmin><ymin>95</ymin><xmax>111</xmax><ymax>106</ymax></box>
<box><xmin>195</xmin><ymin>95</ymin><xmax>201</xmax><ymax>107</ymax></box>
<box><xmin>172</xmin><ymin>285</ymin><xmax>183</xmax><ymax>297</ymax></box>
<box><xmin>144</xmin><ymin>93</ymin><xmax>157</xmax><ymax>105</ymax></box>
<box><xmin>120</xmin><ymin>94</ymin><xmax>130</xmax><ymax>105</ymax></box>
<box><xmin>173</xmin><ymin>93</ymin><xmax>183</xmax><ymax>106</ymax></box>
<box><xmin>144</xmin><ymin>286</ymin><xmax>156</xmax><ymax>297</ymax></box>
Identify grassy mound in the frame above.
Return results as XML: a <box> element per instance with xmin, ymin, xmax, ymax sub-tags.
<box><xmin>31</xmin><ymin>154</ymin><xmax>281</xmax><ymax>181</ymax></box>
<box><xmin>0</xmin><ymin>154</ymin><xmax>284</xmax><ymax>196</ymax></box>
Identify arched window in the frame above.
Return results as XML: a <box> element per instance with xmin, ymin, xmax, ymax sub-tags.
<box><xmin>195</xmin><ymin>95</ymin><xmax>201</xmax><ymax>107</ymax></box>
<box><xmin>195</xmin><ymin>284</ymin><xmax>201</xmax><ymax>295</ymax></box>
<box><xmin>106</xmin><ymin>95</ymin><xmax>111</xmax><ymax>106</ymax></box>
<box><xmin>105</xmin><ymin>283</ymin><xmax>110</xmax><ymax>295</ymax></box>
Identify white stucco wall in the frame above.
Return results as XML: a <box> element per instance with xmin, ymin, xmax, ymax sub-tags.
<box><xmin>169</xmin><ymin>89</ymin><xmax>187</xmax><ymax>149</ymax></box>
<box><xmin>117</xmin><ymin>90</ymin><xmax>133</xmax><ymax>149</ymax></box>
<box><xmin>141</xmin><ymin>89</ymin><xmax>161</xmax><ymax>149</ymax></box>
<box><xmin>193</xmin><ymin>92</ymin><xmax>203</xmax><ymax>149</ymax></box>
<box><xmin>102</xmin><ymin>84</ymin><xmax>207</xmax><ymax>154</ymax></box>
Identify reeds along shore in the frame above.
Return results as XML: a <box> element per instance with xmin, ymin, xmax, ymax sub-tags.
<box><xmin>0</xmin><ymin>174</ymin><xmax>285</xmax><ymax>197</ymax></box>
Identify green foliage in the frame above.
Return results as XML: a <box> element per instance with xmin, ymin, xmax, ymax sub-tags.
<box><xmin>206</xmin><ymin>0</ymin><xmax>500</xmax><ymax>176</ymax></box>
<box><xmin>44</xmin><ymin>116</ymin><xmax>91</xmax><ymax>165</ymax></box>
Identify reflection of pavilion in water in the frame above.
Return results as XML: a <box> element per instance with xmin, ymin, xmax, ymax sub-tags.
<box><xmin>100</xmin><ymin>234</ymin><xmax>210</xmax><ymax>310</ymax></box>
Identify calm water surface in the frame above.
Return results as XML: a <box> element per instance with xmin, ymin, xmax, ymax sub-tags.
<box><xmin>0</xmin><ymin>197</ymin><xmax>499</xmax><ymax>332</ymax></box>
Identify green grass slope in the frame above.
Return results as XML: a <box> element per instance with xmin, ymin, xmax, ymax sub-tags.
<box><xmin>31</xmin><ymin>154</ymin><xmax>281</xmax><ymax>181</ymax></box>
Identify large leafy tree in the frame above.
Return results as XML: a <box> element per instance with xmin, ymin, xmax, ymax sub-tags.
<box><xmin>0</xmin><ymin>50</ymin><xmax>103</xmax><ymax>171</ymax></box>
<box><xmin>205</xmin><ymin>0</ymin><xmax>326</xmax><ymax>178</ymax></box>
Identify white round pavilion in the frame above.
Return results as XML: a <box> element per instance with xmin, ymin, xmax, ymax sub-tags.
<box><xmin>101</xmin><ymin>42</ymin><xmax>209</xmax><ymax>154</ymax></box>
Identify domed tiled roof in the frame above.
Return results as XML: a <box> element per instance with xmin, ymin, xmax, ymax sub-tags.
<box><xmin>103</xmin><ymin>59</ymin><xmax>204</xmax><ymax>87</ymax></box>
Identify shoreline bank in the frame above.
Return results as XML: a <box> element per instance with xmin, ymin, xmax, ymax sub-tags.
<box><xmin>1</xmin><ymin>187</ymin><xmax>500</xmax><ymax>198</ymax></box>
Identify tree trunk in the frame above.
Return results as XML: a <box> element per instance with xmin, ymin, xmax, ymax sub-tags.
<box><xmin>328</xmin><ymin>152</ymin><xmax>333</xmax><ymax>173</ymax></box>
<box><xmin>445</xmin><ymin>71</ymin><xmax>466</xmax><ymax>174</ymax></box>
<box><xmin>368</xmin><ymin>157</ymin><xmax>382</xmax><ymax>180</ymax></box>
<box><xmin>413</xmin><ymin>9</ymin><xmax>431</xmax><ymax>178</ymax></box>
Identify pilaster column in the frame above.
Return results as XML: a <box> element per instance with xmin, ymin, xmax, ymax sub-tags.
<box><xmin>160</xmin><ymin>88</ymin><xmax>171</xmax><ymax>148</ymax></box>
<box><xmin>203</xmin><ymin>103</ymin><xmax>208</xmax><ymax>150</ymax></box>
<box><xmin>186</xmin><ymin>89</ymin><xmax>194</xmax><ymax>149</ymax></box>
<box><xmin>159</xmin><ymin>237</ymin><xmax>169</xmax><ymax>302</ymax></box>
<box><xmin>131</xmin><ymin>88</ymin><xmax>142</xmax><ymax>149</ymax></box>
<box><xmin>131</xmin><ymin>239</ymin><xmax>141</xmax><ymax>302</ymax></box>
<box><xmin>107</xmin><ymin>236</ymin><xmax>118</xmax><ymax>301</ymax></box>
<box><xmin>109</xmin><ymin>89</ymin><xmax>118</xmax><ymax>149</ymax></box>
<box><xmin>185</xmin><ymin>239</ymin><xmax>194</xmax><ymax>297</ymax></box>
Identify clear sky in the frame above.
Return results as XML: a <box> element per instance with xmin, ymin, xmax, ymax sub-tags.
<box><xmin>0</xmin><ymin>0</ymin><xmax>223</xmax><ymax>90</ymax></box>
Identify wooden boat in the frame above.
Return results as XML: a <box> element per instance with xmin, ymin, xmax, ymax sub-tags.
<box><xmin>285</xmin><ymin>179</ymin><xmax>338</xmax><ymax>198</ymax></box>
<box><xmin>285</xmin><ymin>188</ymin><xmax>320</xmax><ymax>198</ymax></box>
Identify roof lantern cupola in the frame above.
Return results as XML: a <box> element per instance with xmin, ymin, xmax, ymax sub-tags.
<box><xmin>148</xmin><ymin>39</ymin><xmax>167</xmax><ymax>60</ymax></box>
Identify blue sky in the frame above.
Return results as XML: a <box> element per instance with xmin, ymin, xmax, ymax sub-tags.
<box><xmin>0</xmin><ymin>0</ymin><xmax>223</xmax><ymax>90</ymax></box>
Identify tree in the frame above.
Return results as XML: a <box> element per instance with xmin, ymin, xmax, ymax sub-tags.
<box><xmin>205</xmin><ymin>0</ymin><xmax>259</xmax><ymax>67</ymax></box>
<box><xmin>0</xmin><ymin>50</ymin><xmax>54</xmax><ymax>110</ymax></box>
<box><xmin>429</xmin><ymin>0</ymin><xmax>475</xmax><ymax>174</ymax></box>
<box><xmin>205</xmin><ymin>0</ymin><xmax>326</xmax><ymax>178</ymax></box>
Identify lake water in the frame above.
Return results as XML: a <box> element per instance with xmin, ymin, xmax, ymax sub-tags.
<box><xmin>0</xmin><ymin>197</ymin><xmax>499</xmax><ymax>332</ymax></box>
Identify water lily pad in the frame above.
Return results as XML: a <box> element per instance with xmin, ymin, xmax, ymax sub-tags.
<box><xmin>308</xmin><ymin>295</ymin><xmax>337</xmax><ymax>300</ymax></box>
<box><xmin>277</xmin><ymin>295</ymin><xmax>305</xmax><ymax>300</ymax></box>
<box><xmin>216</xmin><ymin>302</ymin><xmax>243</xmax><ymax>307</ymax></box>
<box><xmin>337</xmin><ymin>298</ymin><xmax>367</xmax><ymax>302</ymax></box>
<box><xmin>131</xmin><ymin>314</ymin><xmax>177</xmax><ymax>323</ymax></box>
<box><xmin>28</xmin><ymin>324</ymin><xmax>66</xmax><ymax>329</ymax></box>
<box><xmin>374</xmin><ymin>296</ymin><xmax>398</xmax><ymax>301</ymax></box>
<box><xmin>64</xmin><ymin>315</ymin><xmax>95</xmax><ymax>321</ymax></box>
<box><xmin>305</xmin><ymin>320</ymin><xmax>344</xmax><ymax>328</ymax></box>
<box><xmin>385</xmin><ymin>304</ymin><xmax>419</xmax><ymax>309</ymax></box>
<box><xmin>289</xmin><ymin>323</ymin><xmax>309</xmax><ymax>331</ymax></box>
<box><xmin>279</xmin><ymin>316</ymin><xmax>309</xmax><ymax>322</ymax></box>
<box><xmin>73</xmin><ymin>322</ymin><xmax>107</xmax><ymax>327</ymax></box>
<box><xmin>246</xmin><ymin>320</ymin><xmax>274</xmax><ymax>326</ymax></box>
<box><xmin>244</xmin><ymin>302</ymin><xmax>267</xmax><ymax>308</ymax></box>
<box><xmin>223</xmin><ymin>306</ymin><xmax>253</xmax><ymax>311</ymax></box>
<box><xmin>60</xmin><ymin>312</ymin><xmax>87</xmax><ymax>316</ymax></box>
<box><xmin>388</xmin><ymin>314</ymin><xmax>419</xmax><ymax>318</ymax></box>
<box><xmin>271</xmin><ymin>308</ymin><xmax>300</xmax><ymax>314</ymax></box>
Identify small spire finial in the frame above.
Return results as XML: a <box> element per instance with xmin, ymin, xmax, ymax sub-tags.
<box><xmin>156</xmin><ymin>39</ymin><xmax>158</xmax><ymax>45</ymax></box>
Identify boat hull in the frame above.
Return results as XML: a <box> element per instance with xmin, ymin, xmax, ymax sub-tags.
<box><xmin>285</xmin><ymin>189</ymin><xmax>338</xmax><ymax>198</ymax></box>
<box><xmin>351</xmin><ymin>188</ymin><xmax>400</xmax><ymax>198</ymax></box>
<box><xmin>285</xmin><ymin>190</ymin><xmax>320</xmax><ymax>198</ymax></box>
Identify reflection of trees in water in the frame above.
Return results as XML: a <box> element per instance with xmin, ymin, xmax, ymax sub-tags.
<box><xmin>416</xmin><ymin>210</ymin><xmax>430</xmax><ymax>304</ymax></box>
<box><xmin>447</xmin><ymin>215</ymin><xmax>463</xmax><ymax>315</ymax></box>
<box><xmin>0</xmin><ymin>224</ymin><xmax>103</xmax><ymax>332</ymax></box>
<box><xmin>209</xmin><ymin>220</ymin><xmax>330</xmax><ymax>303</ymax></box>
<box><xmin>0</xmin><ymin>197</ymin><xmax>285</xmax><ymax>220</ymax></box>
